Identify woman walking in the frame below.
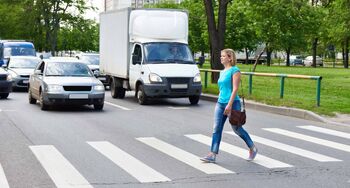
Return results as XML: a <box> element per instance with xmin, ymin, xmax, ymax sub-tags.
<box><xmin>201</xmin><ymin>49</ymin><xmax>257</xmax><ymax>163</ymax></box>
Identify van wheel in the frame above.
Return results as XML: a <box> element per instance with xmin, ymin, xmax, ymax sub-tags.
<box><xmin>29</xmin><ymin>90</ymin><xmax>37</xmax><ymax>104</ymax></box>
<box><xmin>137</xmin><ymin>85</ymin><xmax>147</xmax><ymax>105</ymax></box>
<box><xmin>111</xmin><ymin>78</ymin><xmax>118</xmax><ymax>98</ymax></box>
<box><xmin>0</xmin><ymin>93</ymin><xmax>9</xmax><ymax>99</ymax></box>
<box><xmin>189</xmin><ymin>95</ymin><xmax>200</xmax><ymax>105</ymax></box>
<box><xmin>40</xmin><ymin>92</ymin><xmax>49</xmax><ymax>111</ymax></box>
<box><xmin>117</xmin><ymin>88</ymin><xmax>126</xmax><ymax>99</ymax></box>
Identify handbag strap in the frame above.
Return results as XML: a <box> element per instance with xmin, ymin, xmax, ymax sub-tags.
<box><xmin>231</xmin><ymin>69</ymin><xmax>245</xmax><ymax>111</ymax></box>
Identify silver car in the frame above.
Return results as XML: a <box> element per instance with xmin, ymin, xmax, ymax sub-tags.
<box><xmin>28</xmin><ymin>59</ymin><xmax>105</xmax><ymax>110</ymax></box>
<box><xmin>4</xmin><ymin>56</ymin><xmax>41</xmax><ymax>89</ymax></box>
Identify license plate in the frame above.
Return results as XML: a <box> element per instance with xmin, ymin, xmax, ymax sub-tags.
<box><xmin>98</xmin><ymin>77</ymin><xmax>106</xmax><ymax>81</ymax></box>
<box><xmin>23</xmin><ymin>80</ymin><xmax>29</xmax><ymax>84</ymax></box>
<box><xmin>69</xmin><ymin>94</ymin><xmax>88</xmax><ymax>99</ymax></box>
<box><xmin>171</xmin><ymin>84</ymin><xmax>188</xmax><ymax>89</ymax></box>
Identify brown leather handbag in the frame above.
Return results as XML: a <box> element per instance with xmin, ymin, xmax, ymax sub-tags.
<box><xmin>229</xmin><ymin>79</ymin><xmax>246</xmax><ymax>126</ymax></box>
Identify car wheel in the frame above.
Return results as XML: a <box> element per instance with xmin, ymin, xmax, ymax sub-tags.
<box><xmin>0</xmin><ymin>93</ymin><xmax>9</xmax><ymax>99</ymax></box>
<box><xmin>28</xmin><ymin>90</ymin><xmax>37</xmax><ymax>104</ymax></box>
<box><xmin>137</xmin><ymin>85</ymin><xmax>147</xmax><ymax>105</ymax></box>
<box><xmin>94</xmin><ymin>103</ymin><xmax>104</xmax><ymax>110</ymax></box>
<box><xmin>189</xmin><ymin>95</ymin><xmax>200</xmax><ymax>105</ymax></box>
<box><xmin>39</xmin><ymin>92</ymin><xmax>49</xmax><ymax>111</ymax></box>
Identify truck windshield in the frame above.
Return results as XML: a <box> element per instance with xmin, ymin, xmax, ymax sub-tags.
<box><xmin>144</xmin><ymin>43</ymin><xmax>194</xmax><ymax>64</ymax></box>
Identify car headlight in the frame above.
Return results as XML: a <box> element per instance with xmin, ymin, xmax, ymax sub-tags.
<box><xmin>149</xmin><ymin>73</ymin><xmax>162</xmax><ymax>83</ymax></box>
<box><xmin>6</xmin><ymin>74</ymin><xmax>12</xmax><ymax>81</ymax></box>
<box><xmin>193</xmin><ymin>73</ymin><xmax>201</xmax><ymax>83</ymax></box>
<box><xmin>93</xmin><ymin>85</ymin><xmax>105</xmax><ymax>91</ymax></box>
<box><xmin>47</xmin><ymin>85</ymin><xmax>63</xmax><ymax>92</ymax></box>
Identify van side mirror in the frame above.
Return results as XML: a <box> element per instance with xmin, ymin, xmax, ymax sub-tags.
<box><xmin>132</xmin><ymin>54</ymin><xmax>141</xmax><ymax>65</ymax></box>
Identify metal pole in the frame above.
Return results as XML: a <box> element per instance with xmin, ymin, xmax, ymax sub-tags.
<box><xmin>316</xmin><ymin>78</ymin><xmax>321</xmax><ymax>106</ymax></box>
<box><xmin>204</xmin><ymin>71</ymin><xmax>208</xmax><ymax>88</ymax></box>
<box><xmin>249</xmin><ymin>74</ymin><xmax>253</xmax><ymax>95</ymax></box>
<box><xmin>280</xmin><ymin>77</ymin><xmax>285</xmax><ymax>98</ymax></box>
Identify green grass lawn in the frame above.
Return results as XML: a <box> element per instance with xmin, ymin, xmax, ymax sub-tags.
<box><xmin>199</xmin><ymin>62</ymin><xmax>350</xmax><ymax>116</ymax></box>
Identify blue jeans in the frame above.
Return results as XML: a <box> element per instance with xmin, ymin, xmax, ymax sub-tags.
<box><xmin>211</xmin><ymin>101</ymin><xmax>254</xmax><ymax>154</ymax></box>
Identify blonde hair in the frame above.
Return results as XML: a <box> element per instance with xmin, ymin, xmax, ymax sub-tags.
<box><xmin>221</xmin><ymin>48</ymin><xmax>237</xmax><ymax>66</ymax></box>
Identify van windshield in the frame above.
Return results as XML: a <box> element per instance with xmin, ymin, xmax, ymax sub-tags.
<box><xmin>4</xmin><ymin>47</ymin><xmax>36</xmax><ymax>57</ymax></box>
<box><xmin>144</xmin><ymin>43</ymin><xmax>194</xmax><ymax>64</ymax></box>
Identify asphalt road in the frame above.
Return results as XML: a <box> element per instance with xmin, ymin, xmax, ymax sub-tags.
<box><xmin>0</xmin><ymin>91</ymin><xmax>349</xmax><ymax>188</ymax></box>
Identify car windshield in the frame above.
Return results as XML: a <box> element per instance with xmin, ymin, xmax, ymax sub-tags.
<box><xmin>45</xmin><ymin>62</ymin><xmax>93</xmax><ymax>77</ymax></box>
<box><xmin>80</xmin><ymin>55</ymin><xmax>99</xmax><ymax>65</ymax></box>
<box><xmin>4</xmin><ymin>47</ymin><xmax>36</xmax><ymax>57</ymax></box>
<box><xmin>9</xmin><ymin>58</ymin><xmax>39</xmax><ymax>68</ymax></box>
<box><xmin>144</xmin><ymin>43</ymin><xmax>194</xmax><ymax>64</ymax></box>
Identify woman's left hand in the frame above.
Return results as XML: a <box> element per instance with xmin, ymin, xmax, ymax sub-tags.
<box><xmin>224</xmin><ymin>105</ymin><xmax>232</xmax><ymax>116</ymax></box>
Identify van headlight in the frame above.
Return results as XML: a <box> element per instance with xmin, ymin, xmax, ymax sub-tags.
<box><xmin>47</xmin><ymin>85</ymin><xmax>63</xmax><ymax>92</ymax></box>
<box><xmin>149</xmin><ymin>73</ymin><xmax>163</xmax><ymax>83</ymax></box>
<box><xmin>93</xmin><ymin>85</ymin><xmax>105</xmax><ymax>91</ymax></box>
<box><xmin>193</xmin><ymin>73</ymin><xmax>201</xmax><ymax>83</ymax></box>
<box><xmin>6</xmin><ymin>74</ymin><xmax>12</xmax><ymax>81</ymax></box>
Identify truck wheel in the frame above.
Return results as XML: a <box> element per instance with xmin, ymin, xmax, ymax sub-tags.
<box><xmin>189</xmin><ymin>95</ymin><xmax>200</xmax><ymax>105</ymax></box>
<box><xmin>111</xmin><ymin>78</ymin><xmax>118</xmax><ymax>98</ymax></box>
<box><xmin>29</xmin><ymin>90</ymin><xmax>37</xmax><ymax>104</ymax></box>
<box><xmin>137</xmin><ymin>85</ymin><xmax>147</xmax><ymax>105</ymax></box>
<box><xmin>117</xmin><ymin>88</ymin><xmax>126</xmax><ymax>99</ymax></box>
<box><xmin>0</xmin><ymin>93</ymin><xmax>9</xmax><ymax>99</ymax></box>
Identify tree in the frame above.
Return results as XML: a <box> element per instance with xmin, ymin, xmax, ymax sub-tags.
<box><xmin>204</xmin><ymin>0</ymin><xmax>231</xmax><ymax>82</ymax></box>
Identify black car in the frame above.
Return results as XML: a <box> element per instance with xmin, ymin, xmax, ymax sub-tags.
<box><xmin>0</xmin><ymin>68</ymin><xmax>12</xmax><ymax>99</ymax></box>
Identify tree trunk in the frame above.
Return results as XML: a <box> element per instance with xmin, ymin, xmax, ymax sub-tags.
<box><xmin>286</xmin><ymin>48</ymin><xmax>291</xmax><ymax>66</ymax></box>
<box><xmin>252</xmin><ymin>47</ymin><xmax>266</xmax><ymax>72</ymax></box>
<box><xmin>312</xmin><ymin>38</ymin><xmax>318</xmax><ymax>68</ymax></box>
<box><xmin>245</xmin><ymin>47</ymin><xmax>249</xmax><ymax>64</ymax></box>
<box><xmin>203</xmin><ymin>0</ymin><xmax>230</xmax><ymax>83</ymax></box>
<box><xmin>266</xmin><ymin>49</ymin><xmax>272</xmax><ymax>66</ymax></box>
<box><xmin>345</xmin><ymin>37</ymin><xmax>349</xmax><ymax>68</ymax></box>
<box><xmin>342</xmin><ymin>46</ymin><xmax>345</xmax><ymax>66</ymax></box>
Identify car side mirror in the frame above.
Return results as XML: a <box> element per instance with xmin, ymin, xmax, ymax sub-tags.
<box><xmin>34</xmin><ymin>70</ymin><xmax>42</xmax><ymax>75</ymax></box>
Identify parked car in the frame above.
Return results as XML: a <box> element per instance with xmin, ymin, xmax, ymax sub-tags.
<box><xmin>0</xmin><ymin>40</ymin><xmax>36</xmax><ymax>66</ymax></box>
<box><xmin>76</xmin><ymin>53</ymin><xmax>109</xmax><ymax>86</ymax></box>
<box><xmin>3</xmin><ymin>56</ymin><xmax>41</xmax><ymax>89</ymax></box>
<box><xmin>287</xmin><ymin>55</ymin><xmax>304</xmax><ymax>66</ymax></box>
<box><xmin>304</xmin><ymin>56</ymin><xmax>323</xmax><ymax>66</ymax></box>
<box><xmin>0</xmin><ymin>68</ymin><xmax>12</xmax><ymax>99</ymax></box>
<box><xmin>28</xmin><ymin>59</ymin><xmax>105</xmax><ymax>110</ymax></box>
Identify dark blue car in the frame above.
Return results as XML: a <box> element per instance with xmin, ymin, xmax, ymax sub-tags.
<box><xmin>0</xmin><ymin>40</ymin><xmax>36</xmax><ymax>66</ymax></box>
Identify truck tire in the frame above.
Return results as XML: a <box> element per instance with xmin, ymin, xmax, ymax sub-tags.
<box><xmin>0</xmin><ymin>93</ymin><xmax>9</xmax><ymax>99</ymax></box>
<box><xmin>111</xmin><ymin>78</ymin><xmax>118</xmax><ymax>98</ymax></box>
<box><xmin>111</xmin><ymin>78</ymin><xmax>126</xmax><ymax>99</ymax></box>
<box><xmin>136</xmin><ymin>85</ymin><xmax>148</xmax><ymax>105</ymax></box>
<box><xmin>189</xmin><ymin>95</ymin><xmax>200</xmax><ymax>105</ymax></box>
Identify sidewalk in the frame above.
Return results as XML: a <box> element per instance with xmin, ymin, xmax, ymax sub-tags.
<box><xmin>200</xmin><ymin>93</ymin><xmax>350</xmax><ymax>127</ymax></box>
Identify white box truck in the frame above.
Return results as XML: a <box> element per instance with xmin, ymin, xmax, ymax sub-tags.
<box><xmin>100</xmin><ymin>8</ymin><xmax>202</xmax><ymax>105</ymax></box>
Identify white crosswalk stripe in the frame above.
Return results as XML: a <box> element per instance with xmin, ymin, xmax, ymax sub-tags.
<box><xmin>264</xmin><ymin>128</ymin><xmax>350</xmax><ymax>153</ymax></box>
<box><xmin>29</xmin><ymin>145</ymin><xmax>93</xmax><ymax>188</ymax></box>
<box><xmin>88</xmin><ymin>141</ymin><xmax>170</xmax><ymax>183</ymax></box>
<box><xmin>0</xmin><ymin>163</ymin><xmax>10</xmax><ymax>188</ymax></box>
<box><xmin>136</xmin><ymin>137</ymin><xmax>234</xmax><ymax>174</ymax></box>
<box><xmin>225</xmin><ymin>131</ymin><xmax>341</xmax><ymax>162</ymax></box>
<box><xmin>186</xmin><ymin>134</ymin><xmax>293</xmax><ymax>169</ymax></box>
<box><xmin>298</xmin><ymin>125</ymin><xmax>350</xmax><ymax>140</ymax></box>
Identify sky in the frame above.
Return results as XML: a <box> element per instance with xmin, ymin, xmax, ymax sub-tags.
<box><xmin>84</xmin><ymin>0</ymin><xmax>104</xmax><ymax>21</ymax></box>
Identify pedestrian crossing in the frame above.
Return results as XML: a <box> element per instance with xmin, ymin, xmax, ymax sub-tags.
<box><xmin>1</xmin><ymin>126</ymin><xmax>350</xmax><ymax>187</ymax></box>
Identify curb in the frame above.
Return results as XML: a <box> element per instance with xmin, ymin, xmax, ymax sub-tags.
<box><xmin>200</xmin><ymin>93</ymin><xmax>350</xmax><ymax>127</ymax></box>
